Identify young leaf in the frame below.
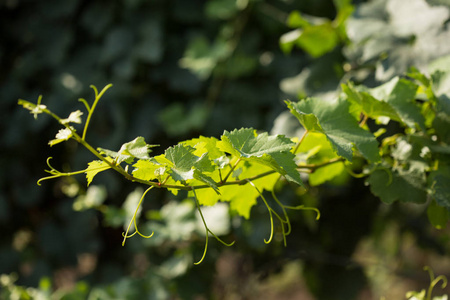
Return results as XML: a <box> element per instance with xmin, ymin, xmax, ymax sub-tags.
<box><xmin>287</xmin><ymin>97</ymin><xmax>380</xmax><ymax>162</ymax></box>
<box><xmin>18</xmin><ymin>97</ymin><xmax>46</xmax><ymax>119</ymax></box>
<box><xmin>60</xmin><ymin>110</ymin><xmax>83</xmax><ymax>125</ymax></box>
<box><xmin>99</xmin><ymin>137</ymin><xmax>157</xmax><ymax>164</ymax></box>
<box><xmin>48</xmin><ymin>128</ymin><xmax>74</xmax><ymax>146</ymax></box>
<box><xmin>86</xmin><ymin>160</ymin><xmax>112</xmax><ymax>186</ymax></box>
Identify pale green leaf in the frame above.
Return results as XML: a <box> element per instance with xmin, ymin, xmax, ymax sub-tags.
<box><xmin>219</xmin><ymin>183</ymin><xmax>259</xmax><ymax>219</ymax></box>
<box><xmin>182</xmin><ymin>136</ymin><xmax>223</xmax><ymax>160</ymax></box>
<box><xmin>297</xmin><ymin>132</ymin><xmax>345</xmax><ymax>186</ymax></box>
<box><xmin>132</xmin><ymin>159</ymin><xmax>164</xmax><ymax>181</ymax></box>
<box><xmin>85</xmin><ymin>159</ymin><xmax>112</xmax><ymax>186</ymax></box>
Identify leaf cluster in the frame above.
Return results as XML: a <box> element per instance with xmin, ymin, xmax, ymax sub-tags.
<box><xmin>19</xmin><ymin>56</ymin><xmax>450</xmax><ymax>262</ymax></box>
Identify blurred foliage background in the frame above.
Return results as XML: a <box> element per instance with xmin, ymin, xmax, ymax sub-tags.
<box><xmin>1</xmin><ymin>0</ymin><xmax>450</xmax><ymax>299</ymax></box>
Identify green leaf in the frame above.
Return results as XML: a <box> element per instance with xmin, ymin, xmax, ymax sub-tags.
<box><xmin>297</xmin><ymin>132</ymin><xmax>345</xmax><ymax>186</ymax></box>
<box><xmin>190</xmin><ymin>162</ymin><xmax>279</xmax><ymax>217</ymax></box>
<box><xmin>287</xmin><ymin>11</ymin><xmax>310</xmax><ymax>28</ymax></box>
<box><xmin>225</xmin><ymin>162</ymin><xmax>279</xmax><ymax>218</ymax></box>
<box><xmin>295</xmin><ymin>23</ymin><xmax>339</xmax><ymax>58</ymax></box>
<box><xmin>99</xmin><ymin>137</ymin><xmax>157</xmax><ymax>164</ymax></box>
<box><xmin>48</xmin><ymin>128</ymin><xmax>74</xmax><ymax>146</ymax></box>
<box><xmin>370</xmin><ymin>77</ymin><xmax>424</xmax><ymax>129</ymax></box>
<box><xmin>227</xmin><ymin>183</ymin><xmax>259</xmax><ymax>219</ymax></box>
<box><xmin>249</xmin><ymin>152</ymin><xmax>304</xmax><ymax>187</ymax></box>
<box><xmin>287</xmin><ymin>98</ymin><xmax>380</xmax><ymax>162</ymax></box>
<box><xmin>433</xmin><ymin>110</ymin><xmax>450</xmax><ymax>144</ymax></box>
<box><xmin>165</xmin><ymin>144</ymin><xmax>219</xmax><ymax>193</ymax></box>
<box><xmin>428</xmin><ymin>166</ymin><xmax>450</xmax><ymax>208</ymax></box>
<box><xmin>85</xmin><ymin>160</ymin><xmax>112</xmax><ymax>186</ymax></box>
<box><xmin>280</xmin><ymin>23</ymin><xmax>339</xmax><ymax>58</ymax></box>
<box><xmin>117</xmin><ymin>137</ymin><xmax>156</xmax><ymax>162</ymax></box>
<box><xmin>427</xmin><ymin>200</ymin><xmax>449</xmax><ymax>230</ymax></box>
<box><xmin>342</xmin><ymin>82</ymin><xmax>401</xmax><ymax>122</ymax></box>
<box><xmin>132</xmin><ymin>159</ymin><xmax>164</xmax><ymax>181</ymax></box>
<box><xmin>219</xmin><ymin>128</ymin><xmax>295</xmax><ymax>158</ymax></box>
<box><xmin>218</xmin><ymin>128</ymin><xmax>302</xmax><ymax>186</ymax></box>
<box><xmin>182</xmin><ymin>136</ymin><xmax>223</xmax><ymax>160</ymax></box>
<box><xmin>73</xmin><ymin>185</ymin><xmax>107</xmax><ymax>211</ymax></box>
<box><xmin>194</xmin><ymin>153</ymin><xmax>216</xmax><ymax>173</ymax></box>
<box><xmin>165</xmin><ymin>144</ymin><xmax>197</xmax><ymax>181</ymax></box>
<box><xmin>193</xmin><ymin>170</ymin><xmax>219</xmax><ymax>194</ymax></box>
<box><xmin>367</xmin><ymin>168</ymin><xmax>427</xmax><ymax>204</ymax></box>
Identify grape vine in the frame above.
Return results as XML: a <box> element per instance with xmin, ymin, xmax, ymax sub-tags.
<box><xmin>19</xmin><ymin>65</ymin><xmax>450</xmax><ymax>263</ymax></box>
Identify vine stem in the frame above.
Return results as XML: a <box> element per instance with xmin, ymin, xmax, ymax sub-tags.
<box><xmin>222</xmin><ymin>157</ymin><xmax>242</xmax><ymax>183</ymax></box>
<box><xmin>297</xmin><ymin>157</ymin><xmax>345</xmax><ymax>172</ymax></box>
<box><xmin>37</xmin><ymin>96</ymin><xmax>346</xmax><ymax>192</ymax></box>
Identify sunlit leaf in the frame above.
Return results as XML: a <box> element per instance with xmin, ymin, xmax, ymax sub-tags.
<box><xmin>85</xmin><ymin>159</ymin><xmax>112</xmax><ymax>186</ymax></box>
<box><xmin>99</xmin><ymin>137</ymin><xmax>157</xmax><ymax>164</ymax></box>
<box><xmin>133</xmin><ymin>159</ymin><xmax>164</xmax><ymax>181</ymax></box>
